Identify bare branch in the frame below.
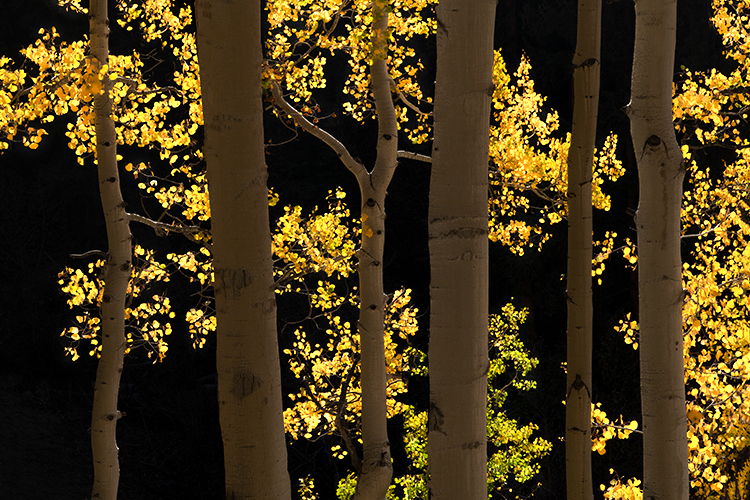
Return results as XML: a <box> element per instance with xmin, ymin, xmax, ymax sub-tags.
<box><xmin>126</xmin><ymin>213</ymin><xmax>205</xmax><ymax>236</ymax></box>
<box><xmin>115</xmin><ymin>77</ymin><xmax>181</xmax><ymax>98</ymax></box>
<box><xmin>269</xmin><ymin>80</ymin><xmax>368</xmax><ymax>182</ymax></box>
<box><xmin>592</xmin><ymin>421</ymin><xmax>643</xmax><ymax>435</ymax></box>
<box><xmin>719</xmin><ymin>86</ymin><xmax>750</xmax><ymax>96</ymax></box>
<box><xmin>397</xmin><ymin>150</ymin><xmax>432</xmax><ymax>163</ymax></box>
<box><xmin>70</xmin><ymin>249</ymin><xmax>108</xmax><ymax>259</ymax></box>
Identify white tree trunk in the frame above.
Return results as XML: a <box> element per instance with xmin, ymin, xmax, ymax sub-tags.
<box><xmin>428</xmin><ymin>1</ymin><xmax>495</xmax><ymax>498</ymax></box>
<box><xmin>89</xmin><ymin>1</ymin><xmax>131</xmax><ymax>498</ymax></box>
<box><xmin>196</xmin><ymin>1</ymin><xmax>291</xmax><ymax>499</ymax></box>
<box><xmin>624</xmin><ymin>1</ymin><xmax>688</xmax><ymax>498</ymax></box>
<box><xmin>352</xmin><ymin>3</ymin><xmax>397</xmax><ymax>498</ymax></box>
<box><xmin>565</xmin><ymin>1</ymin><xmax>600</xmax><ymax>499</ymax></box>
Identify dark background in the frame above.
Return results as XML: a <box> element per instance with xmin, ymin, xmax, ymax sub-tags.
<box><xmin>0</xmin><ymin>0</ymin><xmax>725</xmax><ymax>498</ymax></box>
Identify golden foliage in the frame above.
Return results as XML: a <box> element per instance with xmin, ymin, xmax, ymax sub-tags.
<box><xmin>488</xmin><ymin>50</ymin><xmax>623</xmax><ymax>254</ymax></box>
<box><xmin>264</xmin><ymin>0</ymin><xmax>435</xmax><ymax>143</ymax></box>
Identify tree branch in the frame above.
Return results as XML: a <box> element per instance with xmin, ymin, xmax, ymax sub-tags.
<box><xmin>115</xmin><ymin>77</ymin><xmax>181</xmax><ymax>98</ymax></box>
<box><xmin>389</xmin><ymin>77</ymin><xmax>433</xmax><ymax>116</ymax></box>
<box><xmin>70</xmin><ymin>249</ymin><xmax>108</xmax><ymax>259</ymax></box>
<box><xmin>335</xmin><ymin>360</ymin><xmax>362</xmax><ymax>474</ymax></box>
<box><xmin>591</xmin><ymin>421</ymin><xmax>643</xmax><ymax>435</ymax></box>
<box><xmin>126</xmin><ymin>213</ymin><xmax>205</xmax><ymax>236</ymax></box>
<box><xmin>269</xmin><ymin>80</ymin><xmax>369</xmax><ymax>182</ymax></box>
<box><xmin>397</xmin><ymin>150</ymin><xmax>432</xmax><ymax>163</ymax></box>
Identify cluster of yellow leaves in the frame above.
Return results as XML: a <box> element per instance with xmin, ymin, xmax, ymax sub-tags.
<box><xmin>297</xmin><ymin>476</ymin><xmax>319</xmax><ymax>500</ymax></box>
<box><xmin>590</xmin><ymin>402</ymin><xmax>638</xmax><ymax>456</ymax></box>
<box><xmin>615</xmin><ymin>312</ymin><xmax>640</xmax><ymax>351</ymax></box>
<box><xmin>673</xmin><ymin>2</ymin><xmax>750</xmax><ymax>152</ymax></box>
<box><xmin>264</xmin><ymin>0</ymin><xmax>435</xmax><ymax>141</ymax></box>
<box><xmin>274</xmin><ymin>188</ymin><xmax>358</xmax><ymax>284</ymax></box>
<box><xmin>58</xmin><ymin>246</ymin><xmax>174</xmax><ymax>362</ymax></box>
<box><xmin>600</xmin><ymin>470</ymin><xmax>643</xmax><ymax>500</ymax></box>
<box><xmin>487</xmin><ymin>50</ymin><xmax>624</xmax><ymax>254</ymax></box>
<box><xmin>679</xmin><ymin>158</ymin><xmax>750</xmax><ymax>496</ymax></box>
<box><xmin>129</xmin><ymin>161</ymin><xmax>211</xmax><ymax>225</ymax></box>
<box><xmin>0</xmin><ymin>0</ymin><xmax>201</xmax><ymax>165</ymax></box>
<box><xmin>34</xmin><ymin>1</ymin><xmax>209</xmax><ymax>360</ymax></box>
<box><xmin>283</xmin><ymin>286</ymin><xmax>421</xmax><ymax>441</ymax></box>
<box><xmin>670</xmin><ymin>3</ymin><xmax>750</xmax><ymax>496</ymax></box>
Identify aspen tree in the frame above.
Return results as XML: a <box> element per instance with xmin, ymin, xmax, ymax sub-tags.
<box><xmin>623</xmin><ymin>0</ymin><xmax>689</xmax><ymax>498</ymax></box>
<box><xmin>565</xmin><ymin>1</ymin><xmax>600</xmax><ymax>499</ymax></box>
<box><xmin>88</xmin><ymin>1</ymin><xmax>131</xmax><ymax>498</ymax></box>
<box><xmin>269</xmin><ymin>0</ymin><xmax>421</xmax><ymax>495</ymax></box>
<box><xmin>428</xmin><ymin>0</ymin><xmax>495</xmax><ymax>498</ymax></box>
<box><xmin>196</xmin><ymin>1</ymin><xmax>291</xmax><ymax>498</ymax></box>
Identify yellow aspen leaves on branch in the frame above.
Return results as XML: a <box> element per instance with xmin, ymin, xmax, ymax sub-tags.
<box><xmin>273</xmin><ymin>188</ymin><xmax>359</xmax><ymax>283</ymax></box>
<box><xmin>36</xmin><ymin>0</ymin><xmax>206</xmax><ymax>365</ymax></box>
<box><xmin>264</xmin><ymin>0</ymin><xmax>436</xmax><ymax>142</ymax></box>
<box><xmin>58</xmin><ymin>246</ymin><xmax>174</xmax><ymax>362</ymax></box>
<box><xmin>600</xmin><ymin>471</ymin><xmax>643</xmax><ymax>500</ymax></box>
<box><xmin>1</xmin><ymin>1</ymin><xmax>201</xmax><ymax>164</ymax></box>
<box><xmin>673</xmin><ymin>1</ymin><xmax>750</xmax><ymax>497</ymax></box>
<box><xmin>487</xmin><ymin>50</ymin><xmax>623</xmax><ymax>255</ymax></box>
<box><xmin>282</xmin><ymin>286</ymin><xmax>421</xmax><ymax>443</ymax></box>
<box><xmin>590</xmin><ymin>402</ymin><xmax>639</xmax><ymax>456</ymax></box>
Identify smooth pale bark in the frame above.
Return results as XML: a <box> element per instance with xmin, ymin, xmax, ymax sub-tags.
<box><xmin>428</xmin><ymin>1</ymin><xmax>494</xmax><ymax>498</ymax></box>
<box><xmin>89</xmin><ymin>1</ymin><xmax>131</xmax><ymax>498</ymax></box>
<box><xmin>565</xmin><ymin>1</ymin><xmax>600</xmax><ymax>499</ymax></box>
<box><xmin>351</xmin><ymin>4</ymin><xmax>396</xmax><ymax>497</ymax></box>
<box><xmin>270</xmin><ymin>4</ymin><xmax>395</xmax><ymax>497</ymax></box>
<box><xmin>196</xmin><ymin>1</ymin><xmax>291</xmax><ymax>499</ymax></box>
<box><xmin>624</xmin><ymin>1</ymin><xmax>689</xmax><ymax>499</ymax></box>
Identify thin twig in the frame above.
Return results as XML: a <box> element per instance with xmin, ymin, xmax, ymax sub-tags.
<box><xmin>335</xmin><ymin>359</ymin><xmax>362</xmax><ymax>474</ymax></box>
<box><xmin>389</xmin><ymin>77</ymin><xmax>433</xmax><ymax>117</ymax></box>
<box><xmin>592</xmin><ymin>421</ymin><xmax>643</xmax><ymax>435</ymax></box>
<box><xmin>70</xmin><ymin>249</ymin><xmax>108</xmax><ymax>259</ymax></box>
<box><xmin>126</xmin><ymin>212</ymin><xmax>205</xmax><ymax>236</ymax></box>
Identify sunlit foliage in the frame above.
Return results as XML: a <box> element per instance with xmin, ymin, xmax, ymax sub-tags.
<box><xmin>2</xmin><ymin>1</ymin><xmax>632</xmax><ymax>496</ymax></box>
<box><xmin>487</xmin><ymin>50</ymin><xmax>624</xmax><ymax>255</ymax></box>
<box><xmin>264</xmin><ymin>0</ymin><xmax>436</xmax><ymax>143</ymax></box>
<box><xmin>330</xmin><ymin>304</ymin><xmax>550</xmax><ymax>500</ymax></box>
<box><xmin>607</xmin><ymin>1</ymin><xmax>750</xmax><ymax>497</ymax></box>
<box><xmin>58</xmin><ymin>248</ymin><xmax>174</xmax><ymax>362</ymax></box>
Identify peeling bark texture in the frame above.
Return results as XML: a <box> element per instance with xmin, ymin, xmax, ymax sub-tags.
<box><xmin>88</xmin><ymin>1</ymin><xmax>132</xmax><ymax>499</ymax></box>
<box><xmin>428</xmin><ymin>1</ymin><xmax>495</xmax><ymax>498</ymax></box>
<box><xmin>351</xmin><ymin>2</ymin><xmax>397</xmax><ymax>498</ymax></box>
<box><xmin>565</xmin><ymin>1</ymin><xmax>600</xmax><ymax>500</ymax></box>
<box><xmin>627</xmin><ymin>1</ymin><xmax>689</xmax><ymax>499</ymax></box>
<box><xmin>196</xmin><ymin>1</ymin><xmax>291</xmax><ymax>498</ymax></box>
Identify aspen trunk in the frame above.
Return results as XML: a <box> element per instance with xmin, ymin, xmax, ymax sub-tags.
<box><xmin>88</xmin><ymin>1</ymin><xmax>131</xmax><ymax>499</ymax></box>
<box><xmin>565</xmin><ymin>1</ymin><xmax>600</xmax><ymax>499</ymax></box>
<box><xmin>352</xmin><ymin>3</ymin><xmax>396</xmax><ymax>497</ymax></box>
<box><xmin>624</xmin><ymin>1</ymin><xmax>689</xmax><ymax>498</ymax></box>
<box><xmin>428</xmin><ymin>1</ymin><xmax>495</xmax><ymax>498</ymax></box>
<box><xmin>196</xmin><ymin>1</ymin><xmax>291</xmax><ymax>499</ymax></box>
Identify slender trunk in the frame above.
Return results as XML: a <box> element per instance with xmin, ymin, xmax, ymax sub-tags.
<box><xmin>428</xmin><ymin>1</ymin><xmax>495</xmax><ymax>498</ymax></box>
<box><xmin>352</xmin><ymin>2</ymin><xmax>396</xmax><ymax>498</ymax></box>
<box><xmin>565</xmin><ymin>1</ymin><xmax>600</xmax><ymax>499</ymax></box>
<box><xmin>624</xmin><ymin>1</ymin><xmax>688</xmax><ymax>498</ymax></box>
<box><xmin>89</xmin><ymin>1</ymin><xmax>131</xmax><ymax>498</ymax></box>
<box><xmin>196</xmin><ymin>1</ymin><xmax>291</xmax><ymax>499</ymax></box>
